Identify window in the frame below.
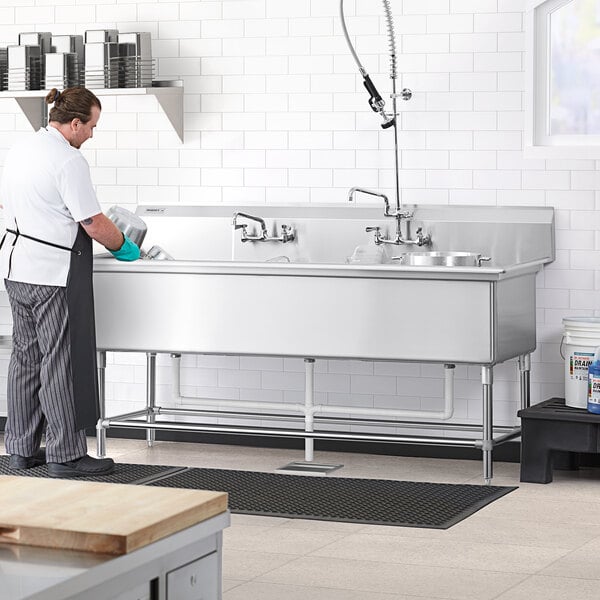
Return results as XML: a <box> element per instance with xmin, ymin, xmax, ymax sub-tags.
<box><xmin>526</xmin><ymin>0</ymin><xmax>600</xmax><ymax>157</ymax></box>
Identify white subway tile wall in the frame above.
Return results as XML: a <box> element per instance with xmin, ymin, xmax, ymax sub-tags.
<box><xmin>0</xmin><ymin>0</ymin><xmax>595</xmax><ymax>432</ymax></box>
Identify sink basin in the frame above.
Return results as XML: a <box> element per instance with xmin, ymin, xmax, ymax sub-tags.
<box><xmin>392</xmin><ymin>251</ymin><xmax>488</xmax><ymax>267</ymax></box>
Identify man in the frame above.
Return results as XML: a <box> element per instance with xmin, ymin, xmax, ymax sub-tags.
<box><xmin>0</xmin><ymin>87</ymin><xmax>140</xmax><ymax>477</ymax></box>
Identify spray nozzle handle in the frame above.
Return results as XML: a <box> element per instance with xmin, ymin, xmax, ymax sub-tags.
<box><xmin>363</xmin><ymin>74</ymin><xmax>395</xmax><ymax>129</ymax></box>
<box><xmin>363</xmin><ymin>74</ymin><xmax>384</xmax><ymax>112</ymax></box>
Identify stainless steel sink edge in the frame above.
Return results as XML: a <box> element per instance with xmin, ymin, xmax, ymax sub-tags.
<box><xmin>93</xmin><ymin>256</ymin><xmax>548</xmax><ymax>281</ymax></box>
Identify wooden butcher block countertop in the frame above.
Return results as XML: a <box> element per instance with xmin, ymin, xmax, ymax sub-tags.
<box><xmin>0</xmin><ymin>476</ymin><xmax>228</xmax><ymax>555</ymax></box>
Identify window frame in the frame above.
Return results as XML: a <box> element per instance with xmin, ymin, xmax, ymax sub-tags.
<box><xmin>525</xmin><ymin>0</ymin><xmax>600</xmax><ymax>158</ymax></box>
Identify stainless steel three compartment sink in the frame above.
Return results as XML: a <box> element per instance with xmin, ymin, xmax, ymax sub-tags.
<box><xmin>92</xmin><ymin>203</ymin><xmax>555</xmax><ymax>483</ymax></box>
<box><xmin>94</xmin><ymin>204</ymin><xmax>554</xmax><ymax>364</ymax></box>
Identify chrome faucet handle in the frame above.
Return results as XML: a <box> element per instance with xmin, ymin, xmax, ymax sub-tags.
<box><xmin>280</xmin><ymin>224</ymin><xmax>295</xmax><ymax>243</ymax></box>
<box><xmin>234</xmin><ymin>223</ymin><xmax>249</xmax><ymax>242</ymax></box>
<box><xmin>415</xmin><ymin>227</ymin><xmax>432</xmax><ymax>247</ymax></box>
<box><xmin>365</xmin><ymin>225</ymin><xmax>383</xmax><ymax>244</ymax></box>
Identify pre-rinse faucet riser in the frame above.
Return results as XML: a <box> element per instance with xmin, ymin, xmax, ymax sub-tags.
<box><xmin>340</xmin><ymin>0</ymin><xmax>412</xmax><ymax>223</ymax></box>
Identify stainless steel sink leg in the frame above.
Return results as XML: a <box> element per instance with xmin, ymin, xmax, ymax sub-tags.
<box><xmin>482</xmin><ymin>365</ymin><xmax>493</xmax><ymax>485</ymax></box>
<box><xmin>96</xmin><ymin>419</ymin><xmax>106</xmax><ymax>458</ymax></box>
<box><xmin>96</xmin><ymin>351</ymin><xmax>107</xmax><ymax>457</ymax></box>
<box><xmin>304</xmin><ymin>358</ymin><xmax>316</xmax><ymax>462</ymax></box>
<box><xmin>146</xmin><ymin>352</ymin><xmax>157</xmax><ymax>447</ymax></box>
<box><xmin>518</xmin><ymin>354</ymin><xmax>531</xmax><ymax>410</ymax></box>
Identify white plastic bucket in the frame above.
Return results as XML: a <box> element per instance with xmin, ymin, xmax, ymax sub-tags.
<box><xmin>562</xmin><ymin>317</ymin><xmax>600</xmax><ymax>408</ymax></box>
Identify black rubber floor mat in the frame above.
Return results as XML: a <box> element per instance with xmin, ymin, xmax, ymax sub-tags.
<box><xmin>147</xmin><ymin>468</ymin><xmax>517</xmax><ymax>529</ymax></box>
<box><xmin>0</xmin><ymin>455</ymin><xmax>184</xmax><ymax>484</ymax></box>
<box><xmin>0</xmin><ymin>456</ymin><xmax>516</xmax><ymax>528</ymax></box>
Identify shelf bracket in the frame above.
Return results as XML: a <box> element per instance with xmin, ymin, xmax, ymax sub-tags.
<box><xmin>2</xmin><ymin>83</ymin><xmax>184</xmax><ymax>142</ymax></box>
<box><xmin>15</xmin><ymin>97</ymin><xmax>47</xmax><ymax>130</ymax></box>
<box><xmin>154</xmin><ymin>90</ymin><xmax>183</xmax><ymax>143</ymax></box>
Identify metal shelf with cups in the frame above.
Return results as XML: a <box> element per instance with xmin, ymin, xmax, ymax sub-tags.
<box><xmin>0</xmin><ymin>81</ymin><xmax>184</xmax><ymax>142</ymax></box>
<box><xmin>0</xmin><ymin>29</ymin><xmax>183</xmax><ymax>141</ymax></box>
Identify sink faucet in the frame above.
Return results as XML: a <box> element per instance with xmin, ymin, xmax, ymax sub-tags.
<box><xmin>348</xmin><ymin>187</ymin><xmax>431</xmax><ymax>246</ymax></box>
<box><xmin>232</xmin><ymin>212</ymin><xmax>268</xmax><ymax>241</ymax></box>
<box><xmin>232</xmin><ymin>212</ymin><xmax>295</xmax><ymax>243</ymax></box>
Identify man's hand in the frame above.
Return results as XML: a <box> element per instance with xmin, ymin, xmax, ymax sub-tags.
<box><xmin>109</xmin><ymin>235</ymin><xmax>140</xmax><ymax>261</ymax></box>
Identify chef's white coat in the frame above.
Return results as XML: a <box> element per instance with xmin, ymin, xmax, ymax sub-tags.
<box><xmin>0</xmin><ymin>126</ymin><xmax>101</xmax><ymax>286</ymax></box>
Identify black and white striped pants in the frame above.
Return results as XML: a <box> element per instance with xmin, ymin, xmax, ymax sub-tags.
<box><xmin>4</xmin><ymin>280</ymin><xmax>87</xmax><ymax>462</ymax></box>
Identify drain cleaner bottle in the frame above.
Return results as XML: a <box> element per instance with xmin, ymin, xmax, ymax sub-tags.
<box><xmin>588</xmin><ymin>347</ymin><xmax>600</xmax><ymax>414</ymax></box>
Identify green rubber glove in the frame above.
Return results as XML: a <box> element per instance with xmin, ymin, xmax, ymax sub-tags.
<box><xmin>110</xmin><ymin>235</ymin><xmax>140</xmax><ymax>261</ymax></box>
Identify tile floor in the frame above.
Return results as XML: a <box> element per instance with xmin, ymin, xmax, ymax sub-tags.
<box><xmin>5</xmin><ymin>436</ymin><xmax>600</xmax><ymax>599</ymax></box>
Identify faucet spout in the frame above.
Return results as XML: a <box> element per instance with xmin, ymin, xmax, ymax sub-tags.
<box><xmin>348</xmin><ymin>187</ymin><xmax>392</xmax><ymax>215</ymax></box>
<box><xmin>232</xmin><ymin>212</ymin><xmax>268</xmax><ymax>240</ymax></box>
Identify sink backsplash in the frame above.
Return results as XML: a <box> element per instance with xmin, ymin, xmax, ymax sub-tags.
<box><xmin>128</xmin><ymin>204</ymin><xmax>555</xmax><ymax>267</ymax></box>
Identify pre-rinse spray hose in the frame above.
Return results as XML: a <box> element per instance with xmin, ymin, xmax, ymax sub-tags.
<box><xmin>339</xmin><ymin>0</ymin><xmax>396</xmax><ymax>128</ymax></box>
<box><xmin>340</xmin><ymin>0</ymin><xmax>411</xmax><ymax>212</ymax></box>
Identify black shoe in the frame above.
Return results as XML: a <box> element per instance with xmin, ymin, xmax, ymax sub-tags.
<box><xmin>9</xmin><ymin>449</ymin><xmax>46</xmax><ymax>470</ymax></box>
<box><xmin>47</xmin><ymin>455</ymin><xmax>115</xmax><ymax>478</ymax></box>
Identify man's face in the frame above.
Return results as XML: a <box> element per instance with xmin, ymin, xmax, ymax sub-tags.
<box><xmin>69</xmin><ymin>105</ymin><xmax>100</xmax><ymax>149</ymax></box>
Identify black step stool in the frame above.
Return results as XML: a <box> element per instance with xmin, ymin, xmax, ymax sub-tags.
<box><xmin>518</xmin><ymin>398</ymin><xmax>600</xmax><ymax>483</ymax></box>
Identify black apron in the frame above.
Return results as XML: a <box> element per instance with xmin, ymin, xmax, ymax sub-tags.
<box><xmin>1</xmin><ymin>224</ymin><xmax>100</xmax><ymax>430</ymax></box>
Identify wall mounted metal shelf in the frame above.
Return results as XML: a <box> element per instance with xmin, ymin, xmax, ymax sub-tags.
<box><xmin>0</xmin><ymin>80</ymin><xmax>184</xmax><ymax>142</ymax></box>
